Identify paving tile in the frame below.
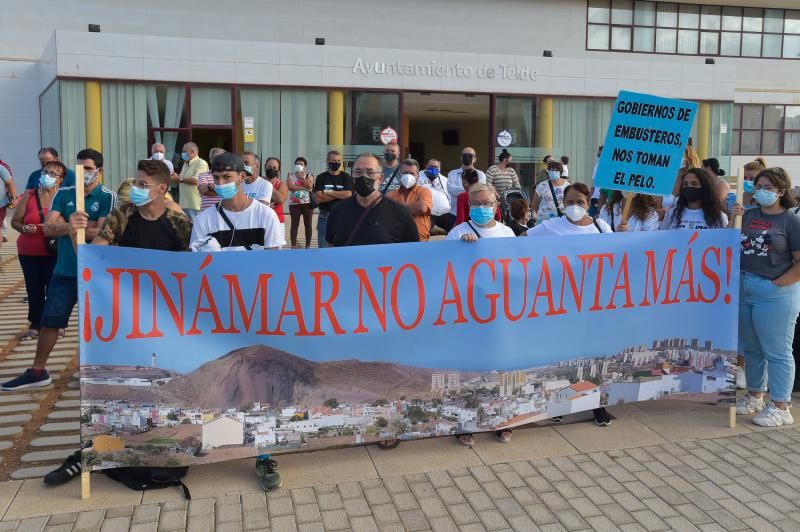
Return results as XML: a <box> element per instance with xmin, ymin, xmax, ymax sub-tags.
<box><xmin>472</xmin><ymin>426</ymin><xmax>579</xmax><ymax>464</ymax></box>
<box><xmin>554</xmin><ymin>418</ymin><xmax>669</xmax><ymax>453</ymax></box>
<box><xmin>367</xmin><ymin>436</ymin><xmax>482</xmax><ymax>477</ymax></box>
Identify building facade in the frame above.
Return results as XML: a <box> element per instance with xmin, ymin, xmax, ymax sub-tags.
<box><xmin>1</xmin><ymin>0</ymin><xmax>799</xmax><ymax>194</ymax></box>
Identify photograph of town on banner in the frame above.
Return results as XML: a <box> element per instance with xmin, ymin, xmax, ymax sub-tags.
<box><xmin>81</xmin><ymin>337</ymin><xmax>735</xmax><ymax>469</ymax></box>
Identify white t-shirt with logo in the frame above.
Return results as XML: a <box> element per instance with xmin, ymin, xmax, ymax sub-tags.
<box><xmin>660</xmin><ymin>207</ymin><xmax>728</xmax><ymax>230</ymax></box>
<box><xmin>419</xmin><ymin>174</ymin><xmax>451</xmax><ymax>216</ymax></box>
<box><xmin>527</xmin><ymin>216</ymin><xmax>613</xmax><ymax>236</ymax></box>
<box><xmin>446</xmin><ymin>221</ymin><xmax>516</xmax><ymax>240</ymax></box>
<box><xmin>242</xmin><ymin>177</ymin><xmax>273</xmax><ymax>204</ymax></box>
<box><xmin>190</xmin><ymin>200</ymin><xmax>283</xmax><ymax>251</ymax></box>
<box><xmin>534</xmin><ymin>180</ymin><xmax>569</xmax><ymax>221</ymax></box>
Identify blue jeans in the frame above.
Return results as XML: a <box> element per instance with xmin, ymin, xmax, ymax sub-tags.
<box><xmin>41</xmin><ymin>274</ymin><xmax>78</xmax><ymax>329</ymax></box>
<box><xmin>317</xmin><ymin>211</ymin><xmax>329</xmax><ymax>248</ymax></box>
<box><xmin>739</xmin><ymin>272</ymin><xmax>800</xmax><ymax>402</ymax></box>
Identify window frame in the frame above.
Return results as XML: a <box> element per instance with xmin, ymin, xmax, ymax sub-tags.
<box><xmin>732</xmin><ymin>104</ymin><xmax>800</xmax><ymax>156</ymax></box>
<box><xmin>585</xmin><ymin>1</ymin><xmax>795</xmax><ymax>59</ymax></box>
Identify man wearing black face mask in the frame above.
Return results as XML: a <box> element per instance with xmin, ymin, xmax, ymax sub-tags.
<box><xmin>313</xmin><ymin>150</ymin><xmax>352</xmax><ymax>248</ymax></box>
<box><xmin>446</xmin><ymin>147</ymin><xmax>486</xmax><ymax>227</ymax></box>
<box><xmin>380</xmin><ymin>141</ymin><xmax>401</xmax><ymax>194</ymax></box>
<box><xmin>326</xmin><ymin>153</ymin><xmax>418</xmax><ymax>247</ymax></box>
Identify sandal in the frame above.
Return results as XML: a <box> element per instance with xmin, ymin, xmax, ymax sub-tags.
<box><xmin>495</xmin><ymin>430</ymin><xmax>513</xmax><ymax>443</ymax></box>
<box><xmin>58</xmin><ymin>329</ymin><xmax>66</xmax><ymax>339</ymax></box>
<box><xmin>457</xmin><ymin>434</ymin><xmax>475</xmax><ymax>448</ymax></box>
<box><xmin>20</xmin><ymin>330</ymin><xmax>39</xmax><ymax>341</ymax></box>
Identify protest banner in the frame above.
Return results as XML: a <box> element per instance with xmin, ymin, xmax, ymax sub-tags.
<box><xmin>79</xmin><ymin>230</ymin><xmax>738</xmax><ymax>472</ymax></box>
<box><xmin>595</xmin><ymin>91</ymin><xmax>698</xmax><ymax>197</ymax></box>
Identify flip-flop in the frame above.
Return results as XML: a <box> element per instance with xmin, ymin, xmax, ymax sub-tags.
<box><xmin>58</xmin><ymin>329</ymin><xmax>66</xmax><ymax>339</ymax></box>
<box><xmin>20</xmin><ymin>330</ymin><xmax>39</xmax><ymax>341</ymax></box>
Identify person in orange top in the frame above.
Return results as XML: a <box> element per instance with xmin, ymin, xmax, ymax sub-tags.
<box><xmin>387</xmin><ymin>159</ymin><xmax>432</xmax><ymax>241</ymax></box>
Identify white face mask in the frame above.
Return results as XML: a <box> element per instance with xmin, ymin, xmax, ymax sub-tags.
<box><xmin>294</xmin><ymin>164</ymin><xmax>305</xmax><ymax>174</ymax></box>
<box><xmin>400</xmin><ymin>173</ymin><xmax>416</xmax><ymax>189</ymax></box>
<box><xmin>565</xmin><ymin>205</ymin><xmax>586</xmax><ymax>222</ymax></box>
<box><xmin>151</xmin><ymin>152</ymin><xmax>165</xmax><ymax>161</ymax></box>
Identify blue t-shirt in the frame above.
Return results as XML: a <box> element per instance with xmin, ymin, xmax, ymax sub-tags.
<box><xmin>26</xmin><ymin>168</ymin><xmax>76</xmax><ymax>190</ymax></box>
<box><xmin>50</xmin><ymin>184</ymin><xmax>116</xmax><ymax>277</ymax></box>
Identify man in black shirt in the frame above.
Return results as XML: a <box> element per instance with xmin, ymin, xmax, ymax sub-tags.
<box><xmin>313</xmin><ymin>150</ymin><xmax>352</xmax><ymax>248</ymax></box>
<box><xmin>92</xmin><ymin>159</ymin><xmax>192</xmax><ymax>250</ymax></box>
<box><xmin>326</xmin><ymin>153</ymin><xmax>419</xmax><ymax>247</ymax></box>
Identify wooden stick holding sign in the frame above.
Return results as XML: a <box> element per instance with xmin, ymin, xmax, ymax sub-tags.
<box><xmin>74</xmin><ymin>165</ymin><xmax>90</xmax><ymax>500</ymax></box>
<box><xmin>620</xmin><ymin>192</ymin><xmax>636</xmax><ymax>228</ymax></box>
<box><xmin>729</xmin><ymin>167</ymin><xmax>745</xmax><ymax>430</ymax></box>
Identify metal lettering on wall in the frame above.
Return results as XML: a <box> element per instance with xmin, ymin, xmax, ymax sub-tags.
<box><xmin>352</xmin><ymin>57</ymin><xmax>537</xmax><ymax>81</ymax></box>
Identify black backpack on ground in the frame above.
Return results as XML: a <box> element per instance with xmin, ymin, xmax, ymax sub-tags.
<box><xmin>103</xmin><ymin>467</ymin><xmax>191</xmax><ymax>499</ymax></box>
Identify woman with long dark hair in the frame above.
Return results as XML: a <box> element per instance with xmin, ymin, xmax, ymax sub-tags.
<box><xmin>731</xmin><ymin>168</ymin><xmax>800</xmax><ymax>426</ymax></box>
<box><xmin>660</xmin><ymin>168</ymin><xmax>728</xmax><ymax>230</ymax></box>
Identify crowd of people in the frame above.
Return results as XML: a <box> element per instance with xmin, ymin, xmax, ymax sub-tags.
<box><xmin>0</xmin><ymin>138</ymin><xmax>798</xmax><ymax>482</ymax></box>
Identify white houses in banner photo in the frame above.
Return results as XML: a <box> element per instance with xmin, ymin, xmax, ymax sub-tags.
<box><xmin>202</xmin><ymin>416</ymin><xmax>244</xmax><ymax>451</ymax></box>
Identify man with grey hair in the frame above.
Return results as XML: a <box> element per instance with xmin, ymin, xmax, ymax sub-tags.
<box><xmin>387</xmin><ymin>158</ymin><xmax>432</xmax><ymax>241</ymax></box>
<box><xmin>149</xmin><ymin>142</ymin><xmax>175</xmax><ymax>175</ymax></box>
<box><xmin>326</xmin><ymin>153</ymin><xmax>418</xmax><ymax>247</ymax></box>
<box><xmin>175</xmin><ymin>141</ymin><xmax>208</xmax><ymax>221</ymax></box>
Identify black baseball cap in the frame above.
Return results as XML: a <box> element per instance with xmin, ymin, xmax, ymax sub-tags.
<box><xmin>211</xmin><ymin>152</ymin><xmax>246</xmax><ymax>174</ymax></box>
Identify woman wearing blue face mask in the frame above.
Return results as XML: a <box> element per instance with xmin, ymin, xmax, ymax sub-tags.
<box><xmin>731</xmin><ymin>168</ymin><xmax>800</xmax><ymax>427</ymax></box>
<box><xmin>530</xmin><ymin>161</ymin><xmax>569</xmax><ymax>224</ymax></box>
<box><xmin>11</xmin><ymin>161</ymin><xmax>64</xmax><ymax>341</ymax></box>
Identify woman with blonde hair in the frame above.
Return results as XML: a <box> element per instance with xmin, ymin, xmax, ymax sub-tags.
<box><xmin>731</xmin><ymin>167</ymin><xmax>800</xmax><ymax>426</ymax></box>
<box><xmin>741</xmin><ymin>157</ymin><xmax>769</xmax><ymax>207</ymax></box>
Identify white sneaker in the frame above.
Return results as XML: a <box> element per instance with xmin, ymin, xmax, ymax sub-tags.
<box><xmin>736</xmin><ymin>367</ymin><xmax>746</xmax><ymax>390</ymax></box>
<box><xmin>736</xmin><ymin>394</ymin><xmax>765</xmax><ymax>415</ymax></box>
<box><xmin>752</xmin><ymin>402</ymin><xmax>794</xmax><ymax>427</ymax></box>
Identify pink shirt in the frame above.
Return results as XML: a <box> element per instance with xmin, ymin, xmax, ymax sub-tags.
<box><xmin>198</xmin><ymin>171</ymin><xmax>221</xmax><ymax>211</ymax></box>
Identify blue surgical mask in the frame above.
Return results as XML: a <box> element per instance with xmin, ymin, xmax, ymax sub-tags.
<box><xmin>130</xmin><ymin>185</ymin><xmax>154</xmax><ymax>207</ymax></box>
<box><xmin>469</xmin><ymin>206</ymin><xmax>494</xmax><ymax>225</ymax></box>
<box><xmin>216</xmin><ymin>181</ymin><xmax>239</xmax><ymax>200</ymax></box>
<box><xmin>743</xmin><ymin>180</ymin><xmax>755</xmax><ymax>194</ymax></box>
<box><xmin>39</xmin><ymin>172</ymin><xmax>57</xmax><ymax>189</ymax></box>
<box><xmin>425</xmin><ymin>167</ymin><xmax>439</xmax><ymax>178</ymax></box>
<box><xmin>548</xmin><ymin>170</ymin><xmax>561</xmax><ymax>181</ymax></box>
<box><xmin>181</xmin><ymin>152</ymin><xmax>190</xmax><ymax>162</ymax></box>
<box><xmin>753</xmin><ymin>189</ymin><xmax>778</xmax><ymax>207</ymax></box>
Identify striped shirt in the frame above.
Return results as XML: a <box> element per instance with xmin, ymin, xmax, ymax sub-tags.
<box><xmin>197</xmin><ymin>171</ymin><xmax>221</xmax><ymax>211</ymax></box>
<box><xmin>485</xmin><ymin>165</ymin><xmax>520</xmax><ymax>197</ymax></box>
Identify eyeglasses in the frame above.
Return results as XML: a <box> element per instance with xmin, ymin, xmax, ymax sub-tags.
<box><xmin>352</xmin><ymin>169</ymin><xmax>382</xmax><ymax>178</ymax></box>
<box><xmin>755</xmin><ymin>185</ymin><xmax>776</xmax><ymax>192</ymax></box>
<box><xmin>133</xmin><ymin>181</ymin><xmax>159</xmax><ymax>188</ymax></box>
<box><xmin>469</xmin><ymin>201</ymin><xmax>495</xmax><ymax>208</ymax></box>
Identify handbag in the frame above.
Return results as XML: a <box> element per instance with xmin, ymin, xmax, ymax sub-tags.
<box><xmin>34</xmin><ymin>191</ymin><xmax>58</xmax><ymax>255</ymax></box>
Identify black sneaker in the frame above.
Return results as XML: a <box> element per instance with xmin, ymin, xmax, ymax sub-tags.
<box><xmin>256</xmin><ymin>455</ymin><xmax>282</xmax><ymax>492</ymax></box>
<box><xmin>593</xmin><ymin>408</ymin><xmax>612</xmax><ymax>427</ymax></box>
<box><xmin>44</xmin><ymin>450</ymin><xmax>82</xmax><ymax>486</ymax></box>
<box><xmin>1</xmin><ymin>369</ymin><xmax>52</xmax><ymax>391</ymax></box>
<box><xmin>550</xmin><ymin>416</ymin><xmax>564</xmax><ymax>423</ymax></box>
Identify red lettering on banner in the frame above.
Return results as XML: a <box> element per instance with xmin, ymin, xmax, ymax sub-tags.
<box><xmin>311</xmin><ymin>271</ymin><xmax>345</xmax><ymax>335</ymax></box>
<box><xmin>188</xmin><ymin>273</ymin><xmax>233</xmax><ymax>335</ymax></box>
<box><xmin>434</xmin><ymin>262</ymin><xmax>467</xmax><ymax>325</ymax></box>
<box><xmin>586</xmin><ymin>254</ymin><xmax>614</xmax><ymax>311</ymax></box>
<box><xmin>674</xmin><ymin>248</ymin><xmax>699</xmax><ymax>303</ymax></box>
<box><xmin>528</xmin><ymin>258</ymin><xmax>558</xmax><ymax>317</ymax></box>
<box><xmin>466</xmin><ymin>259</ymin><xmax>499</xmax><ymax>324</ymax></box>
<box><xmin>353</xmin><ymin>267</ymin><xmax>392</xmax><ymax>333</ymax></box>
<box><xmin>94</xmin><ymin>268</ymin><xmax>124</xmax><ymax>342</ymax></box>
<box><xmin>224</xmin><ymin>273</ymin><xmax>272</xmax><ymax>334</ymax></box>
<box><xmin>391</xmin><ymin>264</ymin><xmax>425</xmax><ymax>330</ymax></box>
<box><xmin>606</xmin><ymin>253</ymin><xmax>634</xmax><ymax>309</ymax></box>
<box><xmin>274</xmin><ymin>272</ymin><xmax>312</xmax><ymax>336</ymax></box>
<box><xmin>640</xmin><ymin>248</ymin><xmax>678</xmax><ymax>306</ymax></box>
<box><xmin>498</xmin><ymin>258</ymin><xmax>530</xmax><ymax>321</ymax></box>
<box><xmin>554</xmin><ymin>256</ymin><xmax>588</xmax><ymax>314</ymax></box>
<box><xmin>698</xmin><ymin>247</ymin><xmax>721</xmax><ymax>303</ymax></box>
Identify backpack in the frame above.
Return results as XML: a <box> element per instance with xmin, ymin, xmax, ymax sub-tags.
<box><xmin>104</xmin><ymin>466</ymin><xmax>191</xmax><ymax>499</ymax></box>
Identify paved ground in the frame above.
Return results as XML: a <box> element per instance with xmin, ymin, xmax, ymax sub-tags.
<box><xmin>2</xmin><ymin>214</ymin><xmax>800</xmax><ymax>530</ymax></box>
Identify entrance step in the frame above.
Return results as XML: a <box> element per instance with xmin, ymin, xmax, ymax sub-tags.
<box><xmin>48</xmin><ymin>410</ymin><xmax>79</xmax><ymax>420</ymax></box>
<box><xmin>21</xmin><ymin>449</ymin><xmax>77</xmax><ymax>463</ymax></box>
<box><xmin>31</xmin><ymin>435</ymin><xmax>80</xmax><ymax>447</ymax></box>
<box><xmin>39</xmin><ymin>422</ymin><xmax>80</xmax><ymax>433</ymax></box>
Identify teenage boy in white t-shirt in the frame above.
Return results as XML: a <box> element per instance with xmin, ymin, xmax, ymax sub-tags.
<box><xmin>191</xmin><ymin>153</ymin><xmax>282</xmax><ymax>252</ymax></box>
<box><xmin>241</xmin><ymin>151</ymin><xmax>273</xmax><ymax>206</ymax></box>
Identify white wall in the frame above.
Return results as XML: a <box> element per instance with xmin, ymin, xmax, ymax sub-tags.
<box><xmin>0</xmin><ymin>61</ymin><xmax>43</xmax><ymax>189</ymax></box>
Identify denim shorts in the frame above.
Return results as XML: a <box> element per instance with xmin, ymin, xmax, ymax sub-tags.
<box><xmin>40</xmin><ymin>274</ymin><xmax>78</xmax><ymax>329</ymax></box>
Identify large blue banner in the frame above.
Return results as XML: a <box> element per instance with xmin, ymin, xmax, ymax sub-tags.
<box><xmin>79</xmin><ymin>230</ymin><xmax>738</xmax><ymax>469</ymax></box>
<box><xmin>594</xmin><ymin>91</ymin><xmax>698</xmax><ymax>197</ymax></box>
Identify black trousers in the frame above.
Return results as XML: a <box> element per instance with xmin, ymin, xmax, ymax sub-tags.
<box><xmin>18</xmin><ymin>254</ymin><xmax>57</xmax><ymax>330</ymax></box>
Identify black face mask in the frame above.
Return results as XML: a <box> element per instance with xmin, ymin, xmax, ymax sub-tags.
<box><xmin>384</xmin><ymin>152</ymin><xmax>397</xmax><ymax>162</ymax></box>
<box><xmin>681</xmin><ymin>186</ymin><xmax>703</xmax><ymax>203</ymax></box>
<box><xmin>461</xmin><ymin>154</ymin><xmax>474</xmax><ymax>166</ymax></box>
<box><xmin>264</xmin><ymin>168</ymin><xmax>278</xmax><ymax>179</ymax></box>
<box><xmin>328</xmin><ymin>161</ymin><xmax>341</xmax><ymax>172</ymax></box>
<box><xmin>354</xmin><ymin>176</ymin><xmax>376</xmax><ymax>197</ymax></box>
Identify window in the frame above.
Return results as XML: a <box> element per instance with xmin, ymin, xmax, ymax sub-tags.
<box><xmin>732</xmin><ymin>104</ymin><xmax>800</xmax><ymax>155</ymax></box>
<box><xmin>587</xmin><ymin>1</ymin><xmax>799</xmax><ymax>58</ymax></box>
